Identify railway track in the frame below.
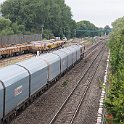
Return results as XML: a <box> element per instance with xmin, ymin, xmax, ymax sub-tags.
<box><xmin>10</xmin><ymin>40</ymin><xmax>105</xmax><ymax>124</ymax></box>
<box><xmin>0</xmin><ymin>40</ymin><xmax>101</xmax><ymax>68</ymax></box>
<box><xmin>48</xmin><ymin>43</ymin><xmax>105</xmax><ymax>124</ymax></box>
<box><xmin>84</xmin><ymin>41</ymin><xmax>102</xmax><ymax>57</ymax></box>
<box><xmin>0</xmin><ymin>54</ymin><xmax>33</xmax><ymax>68</ymax></box>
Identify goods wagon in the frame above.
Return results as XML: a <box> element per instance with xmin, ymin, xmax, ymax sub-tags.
<box><xmin>0</xmin><ymin>44</ymin><xmax>31</xmax><ymax>58</ymax></box>
<box><xmin>70</xmin><ymin>44</ymin><xmax>82</xmax><ymax>61</ymax></box>
<box><xmin>0</xmin><ymin>44</ymin><xmax>84</xmax><ymax>122</ymax></box>
<box><xmin>16</xmin><ymin>58</ymin><xmax>48</xmax><ymax>96</ymax></box>
<box><xmin>0</xmin><ymin>40</ymin><xmax>65</xmax><ymax>59</ymax></box>
<box><xmin>39</xmin><ymin>53</ymin><xmax>61</xmax><ymax>82</ymax></box>
<box><xmin>0</xmin><ymin>65</ymin><xmax>29</xmax><ymax>117</ymax></box>
<box><xmin>52</xmin><ymin>50</ymin><xmax>68</xmax><ymax>73</ymax></box>
<box><xmin>60</xmin><ymin>48</ymin><xmax>73</xmax><ymax>68</ymax></box>
<box><xmin>76</xmin><ymin>44</ymin><xmax>85</xmax><ymax>58</ymax></box>
<box><xmin>24</xmin><ymin>40</ymin><xmax>65</xmax><ymax>53</ymax></box>
<box><xmin>30</xmin><ymin>41</ymin><xmax>45</xmax><ymax>53</ymax></box>
<box><xmin>66</xmin><ymin>46</ymin><xmax>77</xmax><ymax>64</ymax></box>
<box><xmin>0</xmin><ymin>82</ymin><xmax>3</xmax><ymax>120</ymax></box>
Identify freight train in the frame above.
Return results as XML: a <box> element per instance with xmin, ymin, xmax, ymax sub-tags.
<box><xmin>0</xmin><ymin>44</ymin><xmax>85</xmax><ymax>123</ymax></box>
<box><xmin>0</xmin><ymin>40</ymin><xmax>65</xmax><ymax>59</ymax></box>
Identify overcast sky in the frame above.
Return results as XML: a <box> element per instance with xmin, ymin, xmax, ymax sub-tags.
<box><xmin>0</xmin><ymin>0</ymin><xmax>124</xmax><ymax>27</ymax></box>
<box><xmin>0</xmin><ymin>0</ymin><xmax>4</xmax><ymax>4</ymax></box>
<box><xmin>65</xmin><ymin>0</ymin><xmax>124</xmax><ymax>27</ymax></box>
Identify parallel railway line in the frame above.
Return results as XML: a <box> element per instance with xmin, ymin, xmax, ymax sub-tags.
<box><xmin>48</xmin><ymin>43</ymin><xmax>105</xmax><ymax>124</ymax></box>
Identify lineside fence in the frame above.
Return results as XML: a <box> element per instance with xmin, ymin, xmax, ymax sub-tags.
<box><xmin>0</xmin><ymin>34</ymin><xmax>42</xmax><ymax>46</ymax></box>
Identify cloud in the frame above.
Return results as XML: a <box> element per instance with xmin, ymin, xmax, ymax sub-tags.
<box><xmin>0</xmin><ymin>0</ymin><xmax>5</xmax><ymax>4</ymax></box>
<box><xmin>65</xmin><ymin>0</ymin><xmax>124</xmax><ymax>27</ymax></box>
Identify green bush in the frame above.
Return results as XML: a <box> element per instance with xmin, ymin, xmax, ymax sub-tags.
<box><xmin>105</xmin><ymin>17</ymin><xmax>124</xmax><ymax>123</ymax></box>
<box><xmin>0</xmin><ymin>17</ymin><xmax>25</xmax><ymax>36</ymax></box>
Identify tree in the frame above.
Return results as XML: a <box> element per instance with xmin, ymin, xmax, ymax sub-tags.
<box><xmin>0</xmin><ymin>17</ymin><xmax>25</xmax><ymax>36</ymax></box>
<box><xmin>43</xmin><ymin>29</ymin><xmax>54</xmax><ymax>39</ymax></box>
<box><xmin>104</xmin><ymin>25</ymin><xmax>111</xmax><ymax>35</ymax></box>
<box><xmin>1</xmin><ymin>0</ymin><xmax>75</xmax><ymax>38</ymax></box>
<box><xmin>105</xmin><ymin>16</ymin><xmax>124</xmax><ymax>123</ymax></box>
<box><xmin>76</xmin><ymin>20</ymin><xmax>99</xmax><ymax>37</ymax></box>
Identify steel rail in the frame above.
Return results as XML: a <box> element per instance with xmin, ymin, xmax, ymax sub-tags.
<box><xmin>70</xmin><ymin>46</ymin><xmax>105</xmax><ymax>124</ymax></box>
<box><xmin>49</xmin><ymin>43</ymin><xmax>105</xmax><ymax>124</ymax></box>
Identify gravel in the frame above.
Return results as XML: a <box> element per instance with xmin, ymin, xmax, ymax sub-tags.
<box><xmin>73</xmin><ymin>47</ymin><xmax>109</xmax><ymax>124</ymax></box>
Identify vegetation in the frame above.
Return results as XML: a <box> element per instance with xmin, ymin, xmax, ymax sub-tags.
<box><xmin>0</xmin><ymin>0</ymin><xmax>111</xmax><ymax>38</ymax></box>
<box><xmin>105</xmin><ymin>17</ymin><xmax>124</xmax><ymax>123</ymax></box>
<box><xmin>104</xmin><ymin>25</ymin><xmax>111</xmax><ymax>35</ymax></box>
<box><xmin>0</xmin><ymin>17</ymin><xmax>25</xmax><ymax>36</ymax></box>
<box><xmin>62</xmin><ymin>80</ymin><xmax>68</xmax><ymax>87</ymax></box>
<box><xmin>1</xmin><ymin>0</ymin><xmax>76</xmax><ymax>38</ymax></box>
<box><xmin>76</xmin><ymin>21</ymin><xmax>111</xmax><ymax>38</ymax></box>
<box><xmin>76</xmin><ymin>20</ymin><xmax>100</xmax><ymax>37</ymax></box>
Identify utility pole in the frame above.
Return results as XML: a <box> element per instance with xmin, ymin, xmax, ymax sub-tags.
<box><xmin>41</xmin><ymin>24</ymin><xmax>44</xmax><ymax>40</ymax></box>
<box><xmin>74</xmin><ymin>29</ymin><xmax>76</xmax><ymax>38</ymax></box>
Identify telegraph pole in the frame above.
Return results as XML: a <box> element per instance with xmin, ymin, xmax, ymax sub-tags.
<box><xmin>41</xmin><ymin>24</ymin><xmax>44</xmax><ymax>40</ymax></box>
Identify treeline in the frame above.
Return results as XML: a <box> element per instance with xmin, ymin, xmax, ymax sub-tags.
<box><xmin>105</xmin><ymin>17</ymin><xmax>124</xmax><ymax>123</ymax></box>
<box><xmin>76</xmin><ymin>21</ymin><xmax>111</xmax><ymax>37</ymax></box>
<box><xmin>76</xmin><ymin>20</ymin><xmax>100</xmax><ymax>37</ymax></box>
<box><xmin>0</xmin><ymin>0</ymin><xmax>111</xmax><ymax>38</ymax></box>
<box><xmin>1</xmin><ymin>0</ymin><xmax>76</xmax><ymax>38</ymax></box>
